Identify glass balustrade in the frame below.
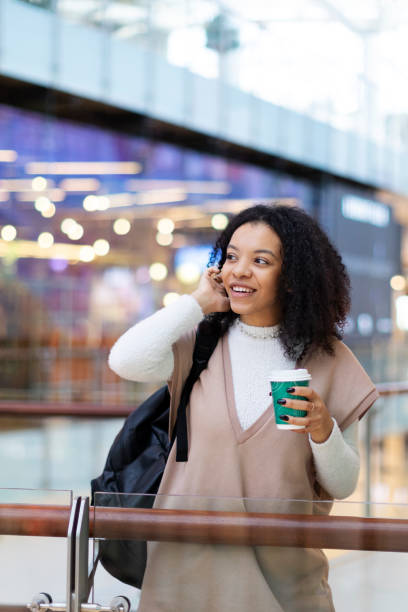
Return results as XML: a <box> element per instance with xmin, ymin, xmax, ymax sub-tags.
<box><xmin>1</xmin><ymin>486</ymin><xmax>408</xmax><ymax>609</ymax></box>
<box><xmin>0</xmin><ymin>487</ymin><xmax>72</xmax><ymax>607</ymax></box>
<box><xmin>3</xmin><ymin>385</ymin><xmax>408</xmax><ymax>510</ymax></box>
<box><xmin>91</xmin><ymin>491</ymin><xmax>408</xmax><ymax>611</ymax></box>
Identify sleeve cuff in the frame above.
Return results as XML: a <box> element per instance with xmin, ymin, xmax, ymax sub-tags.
<box><xmin>309</xmin><ymin>417</ymin><xmax>340</xmax><ymax>450</ymax></box>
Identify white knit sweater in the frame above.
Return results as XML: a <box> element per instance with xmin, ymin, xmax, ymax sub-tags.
<box><xmin>109</xmin><ymin>295</ymin><xmax>360</xmax><ymax>499</ymax></box>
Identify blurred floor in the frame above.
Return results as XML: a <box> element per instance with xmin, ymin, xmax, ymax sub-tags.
<box><xmin>1</xmin><ymin>536</ymin><xmax>406</xmax><ymax>611</ymax></box>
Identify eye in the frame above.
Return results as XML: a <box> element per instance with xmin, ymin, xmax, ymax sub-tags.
<box><xmin>255</xmin><ymin>257</ymin><xmax>269</xmax><ymax>265</ymax></box>
<box><xmin>226</xmin><ymin>253</ymin><xmax>237</xmax><ymax>261</ymax></box>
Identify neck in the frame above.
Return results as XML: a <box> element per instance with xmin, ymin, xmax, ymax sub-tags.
<box><xmin>239</xmin><ymin>314</ymin><xmax>281</xmax><ymax>327</ymax></box>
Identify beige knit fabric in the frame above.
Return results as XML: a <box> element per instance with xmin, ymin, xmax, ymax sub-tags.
<box><xmin>138</xmin><ymin>331</ymin><xmax>379</xmax><ymax>612</ymax></box>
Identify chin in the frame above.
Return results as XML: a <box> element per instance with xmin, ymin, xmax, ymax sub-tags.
<box><xmin>228</xmin><ymin>302</ymin><xmax>252</xmax><ymax>316</ymax></box>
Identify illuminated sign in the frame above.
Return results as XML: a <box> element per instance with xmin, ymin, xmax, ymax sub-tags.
<box><xmin>341</xmin><ymin>195</ymin><xmax>390</xmax><ymax>227</ymax></box>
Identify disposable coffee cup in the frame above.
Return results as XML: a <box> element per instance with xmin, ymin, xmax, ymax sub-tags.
<box><xmin>270</xmin><ymin>369</ymin><xmax>312</xmax><ymax>430</ymax></box>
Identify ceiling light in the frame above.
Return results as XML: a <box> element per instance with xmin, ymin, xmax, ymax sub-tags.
<box><xmin>135</xmin><ymin>189</ymin><xmax>186</xmax><ymax>206</ymax></box>
<box><xmin>16</xmin><ymin>188</ymin><xmax>64</xmax><ymax>202</ymax></box>
<box><xmin>0</xmin><ymin>179</ymin><xmax>55</xmax><ymax>191</ymax></box>
<box><xmin>60</xmin><ymin>178</ymin><xmax>100</xmax><ymax>192</ymax></box>
<box><xmin>26</xmin><ymin>161</ymin><xmax>142</xmax><ymax>175</ymax></box>
<box><xmin>0</xmin><ymin>150</ymin><xmax>17</xmax><ymax>162</ymax></box>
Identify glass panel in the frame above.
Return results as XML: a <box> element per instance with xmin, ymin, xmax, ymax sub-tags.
<box><xmin>0</xmin><ymin>415</ymin><xmax>126</xmax><ymax>493</ymax></box>
<box><xmin>92</xmin><ymin>492</ymin><xmax>408</xmax><ymax>610</ymax></box>
<box><xmin>0</xmin><ymin>485</ymin><xmax>72</xmax><ymax>505</ymax></box>
<box><xmin>0</xmin><ymin>487</ymin><xmax>72</xmax><ymax>607</ymax></box>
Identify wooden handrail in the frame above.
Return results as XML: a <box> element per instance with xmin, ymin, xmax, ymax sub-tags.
<box><xmin>2</xmin><ymin>503</ymin><xmax>408</xmax><ymax>553</ymax></box>
<box><xmin>375</xmin><ymin>381</ymin><xmax>408</xmax><ymax>396</ymax></box>
<box><xmin>0</xmin><ymin>381</ymin><xmax>407</xmax><ymax>418</ymax></box>
<box><xmin>0</xmin><ymin>400</ymin><xmax>133</xmax><ymax>418</ymax></box>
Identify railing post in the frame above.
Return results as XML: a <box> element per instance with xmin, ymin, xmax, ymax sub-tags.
<box><xmin>364</xmin><ymin>409</ymin><xmax>372</xmax><ymax>517</ymax></box>
<box><xmin>74</xmin><ymin>498</ymin><xmax>90</xmax><ymax>612</ymax></box>
<box><xmin>66</xmin><ymin>498</ymin><xmax>81</xmax><ymax>612</ymax></box>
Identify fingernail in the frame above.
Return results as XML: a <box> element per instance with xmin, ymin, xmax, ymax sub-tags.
<box><xmin>286</xmin><ymin>387</ymin><xmax>295</xmax><ymax>393</ymax></box>
<box><xmin>277</xmin><ymin>398</ymin><xmax>286</xmax><ymax>405</ymax></box>
<box><xmin>280</xmin><ymin>415</ymin><xmax>289</xmax><ymax>421</ymax></box>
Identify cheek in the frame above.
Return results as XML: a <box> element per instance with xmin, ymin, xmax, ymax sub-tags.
<box><xmin>219</xmin><ymin>266</ymin><xmax>228</xmax><ymax>283</ymax></box>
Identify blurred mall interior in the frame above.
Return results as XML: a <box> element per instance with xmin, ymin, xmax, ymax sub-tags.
<box><xmin>1</xmin><ymin>0</ymin><xmax>408</xmax><ymax>610</ymax></box>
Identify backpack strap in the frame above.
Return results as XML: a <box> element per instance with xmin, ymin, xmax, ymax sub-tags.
<box><xmin>174</xmin><ymin>319</ymin><xmax>220</xmax><ymax>462</ymax></box>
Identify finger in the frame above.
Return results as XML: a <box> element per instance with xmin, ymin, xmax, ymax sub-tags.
<box><xmin>286</xmin><ymin>385</ymin><xmax>313</xmax><ymax>399</ymax></box>
<box><xmin>281</xmin><ymin>415</ymin><xmax>311</xmax><ymax>427</ymax></box>
<box><xmin>208</xmin><ymin>269</ymin><xmax>223</xmax><ymax>285</ymax></box>
<box><xmin>277</xmin><ymin>398</ymin><xmax>314</xmax><ymax>412</ymax></box>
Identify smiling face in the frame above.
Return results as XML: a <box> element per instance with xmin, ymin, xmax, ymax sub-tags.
<box><xmin>220</xmin><ymin>222</ymin><xmax>283</xmax><ymax>326</ymax></box>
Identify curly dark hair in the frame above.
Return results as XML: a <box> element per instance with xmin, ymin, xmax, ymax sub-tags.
<box><xmin>206</xmin><ymin>203</ymin><xmax>351</xmax><ymax>360</ymax></box>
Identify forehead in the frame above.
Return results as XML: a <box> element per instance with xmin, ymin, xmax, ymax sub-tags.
<box><xmin>229</xmin><ymin>222</ymin><xmax>281</xmax><ymax>251</ymax></box>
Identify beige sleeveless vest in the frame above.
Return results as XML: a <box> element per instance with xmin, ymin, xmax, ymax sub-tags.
<box><xmin>138</xmin><ymin>331</ymin><xmax>378</xmax><ymax>612</ymax></box>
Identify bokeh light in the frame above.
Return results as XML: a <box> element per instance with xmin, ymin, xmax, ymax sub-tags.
<box><xmin>1</xmin><ymin>225</ymin><xmax>17</xmax><ymax>241</ymax></box>
<box><xmin>176</xmin><ymin>262</ymin><xmax>201</xmax><ymax>284</ymax></box>
<box><xmin>390</xmin><ymin>275</ymin><xmax>406</xmax><ymax>291</ymax></box>
<box><xmin>61</xmin><ymin>218</ymin><xmax>77</xmax><ymax>234</ymax></box>
<box><xmin>67</xmin><ymin>223</ymin><xmax>84</xmax><ymax>240</ymax></box>
<box><xmin>32</xmin><ymin>176</ymin><xmax>47</xmax><ymax>191</ymax></box>
<box><xmin>93</xmin><ymin>239</ymin><xmax>110</xmax><ymax>256</ymax></box>
<box><xmin>163</xmin><ymin>292</ymin><xmax>180</xmax><ymax>306</ymax></box>
<box><xmin>79</xmin><ymin>246</ymin><xmax>95</xmax><ymax>262</ymax></box>
<box><xmin>156</xmin><ymin>232</ymin><xmax>174</xmax><ymax>246</ymax></box>
<box><xmin>157</xmin><ymin>218</ymin><xmax>175</xmax><ymax>234</ymax></box>
<box><xmin>211</xmin><ymin>213</ymin><xmax>229</xmax><ymax>230</ymax></box>
<box><xmin>38</xmin><ymin>232</ymin><xmax>54</xmax><ymax>248</ymax></box>
<box><xmin>113</xmin><ymin>218</ymin><xmax>131</xmax><ymax>235</ymax></box>
<box><xmin>149</xmin><ymin>262</ymin><xmax>168</xmax><ymax>281</ymax></box>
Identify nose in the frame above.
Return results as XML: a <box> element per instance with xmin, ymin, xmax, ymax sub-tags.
<box><xmin>233</xmin><ymin>258</ymin><xmax>252</xmax><ymax>278</ymax></box>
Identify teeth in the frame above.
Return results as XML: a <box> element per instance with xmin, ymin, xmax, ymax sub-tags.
<box><xmin>232</xmin><ymin>286</ymin><xmax>254</xmax><ymax>293</ymax></box>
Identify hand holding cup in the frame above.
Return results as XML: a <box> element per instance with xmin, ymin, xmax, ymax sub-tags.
<box><xmin>279</xmin><ymin>384</ymin><xmax>334</xmax><ymax>444</ymax></box>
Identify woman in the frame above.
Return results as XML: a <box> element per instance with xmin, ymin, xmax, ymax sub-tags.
<box><xmin>109</xmin><ymin>204</ymin><xmax>378</xmax><ymax>611</ymax></box>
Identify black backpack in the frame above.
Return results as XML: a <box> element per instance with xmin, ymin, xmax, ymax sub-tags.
<box><xmin>91</xmin><ymin>319</ymin><xmax>219</xmax><ymax>588</ymax></box>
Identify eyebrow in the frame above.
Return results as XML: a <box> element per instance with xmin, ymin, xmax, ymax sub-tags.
<box><xmin>227</xmin><ymin>244</ymin><xmax>279</xmax><ymax>260</ymax></box>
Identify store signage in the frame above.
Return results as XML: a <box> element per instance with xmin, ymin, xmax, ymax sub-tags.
<box><xmin>341</xmin><ymin>195</ymin><xmax>390</xmax><ymax>227</ymax></box>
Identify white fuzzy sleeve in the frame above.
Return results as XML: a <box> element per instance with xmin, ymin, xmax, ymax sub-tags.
<box><xmin>108</xmin><ymin>295</ymin><xmax>203</xmax><ymax>382</ymax></box>
<box><xmin>310</xmin><ymin>419</ymin><xmax>360</xmax><ymax>499</ymax></box>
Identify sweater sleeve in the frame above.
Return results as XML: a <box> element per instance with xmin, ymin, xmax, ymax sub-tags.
<box><xmin>108</xmin><ymin>295</ymin><xmax>203</xmax><ymax>382</ymax></box>
<box><xmin>310</xmin><ymin>418</ymin><xmax>360</xmax><ymax>499</ymax></box>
